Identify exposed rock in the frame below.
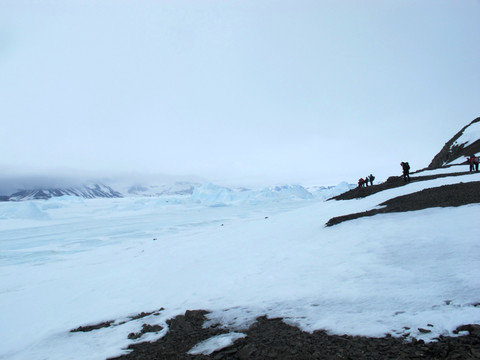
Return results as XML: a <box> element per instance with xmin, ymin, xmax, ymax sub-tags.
<box><xmin>329</xmin><ymin>170</ymin><xmax>473</xmax><ymax>201</ymax></box>
<box><xmin>111</xmin><ymin>312</ymin><xmax>480</xmax><ymax>360</ymax></box>
<box><xmin>428</xmin><ymin>117</ymin><xmax>480</xmax><ymax>169</ymax></box>
<box><xmin>129</xmin><ymin>308</ymin><xmax>164</xmax><ymax>321</ymax></box>
<box><xmin>128</xmin><ymin>324</ymin><xmax>164</xmax><ymax>340</ymax></box>
<box><xmin>326</xmin><ymin>181</ymin><xmax>480</xmax><ymax>226</ymax></box>
<box><xmin>111</xmin><ymin>310</ymin><xmax>228</xmax><ymax>360</ymax></box>
<box><xmin>71</xmin><ymin>320</ymin><xmax>114</xmax><ymax>333</ymax></box>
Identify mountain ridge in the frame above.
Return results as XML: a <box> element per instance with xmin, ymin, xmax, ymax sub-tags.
<box><xmin>6</xmin><ymin>183</ymin><xmax>122</xmax><ymax>201</ymax></box>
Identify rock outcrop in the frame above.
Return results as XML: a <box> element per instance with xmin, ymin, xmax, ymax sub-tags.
<box><xmin>428</xmin><ymin>117</ymin><xmax>480</xmax><ymax>169</ymax></box>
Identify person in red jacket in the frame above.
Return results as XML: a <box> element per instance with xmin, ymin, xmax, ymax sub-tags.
<box><xmin>467</xmin><ymin>155</ymin><xmax>479</xmax><ymax>172</ymax></box>
<box><xmin>467</xmin><ymin>155</ymin><xmax>474</xmax><ymax>172</ymax></box>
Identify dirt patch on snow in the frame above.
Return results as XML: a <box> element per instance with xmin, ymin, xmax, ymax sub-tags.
<box><xmin>110</xmin><ymin>310</ymin><xmax>480</xmax><ymax>359</ymax></box>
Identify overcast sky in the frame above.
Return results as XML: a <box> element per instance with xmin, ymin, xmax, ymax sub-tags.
<box><xmin>1</xmin><ymin>0</ymin><xmax>479</xmax><ymax>187</ymax></box>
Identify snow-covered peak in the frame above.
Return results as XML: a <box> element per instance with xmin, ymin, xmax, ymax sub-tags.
<box><xmin>7</xmin><ymin>183</ymin><xmax>122</xmax><ymax>201</ymax></box>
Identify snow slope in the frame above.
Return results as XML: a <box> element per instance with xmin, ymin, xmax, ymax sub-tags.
<box><xmin>453</xmin><ymin>119</ymin><xmax>480</xmax><ymax>148</ymax></box>
<box><xmin>0</xmin><ymin>173</ymin><xmax>479</xmax><ymax>359</ymax></box>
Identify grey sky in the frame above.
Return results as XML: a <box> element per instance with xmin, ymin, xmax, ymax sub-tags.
<box><xmin>1</xmin><ymin>0</ymin><xmax>479</xmax><ymax>186</ymax></box>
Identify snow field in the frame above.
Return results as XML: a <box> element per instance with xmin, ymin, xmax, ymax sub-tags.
<box><xmin>454</xmin><ymin>120</ymin><xmax>480</xmax><ymax>148</ymax></box>
<box><xmin>0</xmin><ymin>174</ymin><xmax>479</xmax><ymax>359</ymax></box>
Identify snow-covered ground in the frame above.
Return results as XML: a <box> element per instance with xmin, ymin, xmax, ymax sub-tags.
<box><xmin>416</xmin><ymin>164</ymin><xmax>471</xmax><ymax>175</ymax></box>
<box><xmin>1</xmin><ymin>175</ymin><xmax>480</xmax><ymax>359</ymax></box>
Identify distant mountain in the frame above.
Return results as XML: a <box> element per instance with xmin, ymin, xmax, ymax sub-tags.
<box><xmin>0</xmin><ymin>170</ymin><xmax>358</xmax><ymax>203</ymax></box>
<box><xmin>6</xmin><ymin>184</ymin><xmax>122</xmax><ymax>201</ymax></box>
<box><xmin>0</xmin><ymin>177</ymin><xmax>357</xmax><ymax>203</ymax></box>
<box><xmin>428</xmin><ymin>117</ymin><xmax>480</xmax><ymax>169</ymax></box>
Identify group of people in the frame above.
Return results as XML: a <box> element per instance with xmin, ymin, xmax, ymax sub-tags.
<box><xmin>354</xmin><ymin>153</ymin><xmax>479</xmax><ymax>189</ymax></box>
<box><xmin>467</xmin><ymin>155</ymin><xmax>479</xmax><ymax>172</ymax></box>
<box><xmin>357</xmin><ymin>174</ymin><xmax>375</xmax><ymax>188</ymax></box>
<box><xmin>357</xmin><ymin>162</ymin><xmax>410</xmax><ymax>188</ymax></box>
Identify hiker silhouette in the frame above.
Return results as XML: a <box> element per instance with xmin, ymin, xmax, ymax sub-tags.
<box><xmin>401</xmin><ymin>162</ymin><xmax>410</xmax><ymax>182</ymax></box>
<box><xmin>467</xmin><ymin>155</ymin><xmax>479</xmax><ymax>172</ymax></box>
<box><xmin>368</xmin><ymin>174</ymin><xmax>375</xmax><ymax>185</ymax></box>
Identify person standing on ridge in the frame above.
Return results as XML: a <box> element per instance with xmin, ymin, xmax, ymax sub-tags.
<box><xmin>467</xmin><ymin>155</ymin><xmax>478</xmax><ymax>172</ymax></box>
<box><xmin>365</xmin><ymin>176</ymin><xmax>369</xmax><ymax>187</ymax></box>
<box><xmin>368</xmin><ymin>174</ymin><xmax>375</xmax><ymax>185</ymax></box>
<box><xmin>401</xmin><ymin>162</ymin><xmax>410</xmax><ymax>182</ymax></box>
<box><xmin>467</xmin><ymin>155</ymin><xmax>474</xmax><ymax>172</ymax></box>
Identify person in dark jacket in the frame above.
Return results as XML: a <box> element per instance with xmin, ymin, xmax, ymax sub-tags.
<box><xmin>401</xmin><ymin>162</ymin><xmax>410</xmax><ymax>182</ymax></box>
<box><xmin>368</xmin><ymin>174</ymin><xmax>375</xmax><ymax>185</ymax></box>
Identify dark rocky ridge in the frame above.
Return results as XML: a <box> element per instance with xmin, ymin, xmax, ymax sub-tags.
<box><xmin>326</xmin><ymin>180</ymin><xmax>480</xmax><ymax>226</ymax></box>
<box><xmin>329</xmin><ymin>166</ymin><xmax>473</xmax><ymax>201</ymax></box>
<box><xmin>428</xmin><ymin>117</ymin><xmax>480</xmax><ymax>169</ymax></box>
